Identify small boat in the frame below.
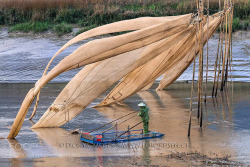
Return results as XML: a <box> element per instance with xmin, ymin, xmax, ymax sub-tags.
<box><xmin>80</xmin><ymin>129</ymin><xmax>164</xmax><ymax>145</ymax></box>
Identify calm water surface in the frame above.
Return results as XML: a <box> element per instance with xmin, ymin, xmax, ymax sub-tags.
<box><xmin>0</xmin><ymin>82</ymin><xmax>249</xmax><ymax>165</ymax></box>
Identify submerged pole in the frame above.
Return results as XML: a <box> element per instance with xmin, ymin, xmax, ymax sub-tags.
<box><xmin>215</xmin><ymin>0</ymin><xmax>223</xmax><ymax>97</ymax></box>
<box><xmin>204</xmin><ymin>0</ymin><xmax>209</xmax><ymax>103</ymax></box>
<box><xmin>197</xmin><ymin>0</ymin><xmax>201</xmax><ymax>119</ymax></box>
<box><xmin>188</xmin><ymin>22</ymin><xmax>198</xmax><ymax>137</ymax></box>
<box><xmin>225</xmin><ymin>0</ymin><xmax>233</xmax><ymax>86</ymax></box>
<box><xmin>220</xmin><ymin>0</ymin><xmax>228</xmax><ymax>91</ymax></box>
<box><xmin>199</xmin><ymin>0</ymin><xmax>204</xmax><ymax>127</ymax></box>
<box><xmin>212</xmin><ymin>23</ymin><xmax>221</xmax><ymax>97</ymax></box>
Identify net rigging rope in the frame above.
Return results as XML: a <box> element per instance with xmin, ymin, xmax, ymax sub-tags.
<box><xmin>88</xmin><ymin>110</ymin><xmax>137</xmax><ymax>133</ymax></box>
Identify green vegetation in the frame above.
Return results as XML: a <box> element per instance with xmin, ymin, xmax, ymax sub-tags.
<box><xmin>232</xmin><ymin>17</ymin><xmax>249</xmax><ymax>32</ymax></box>
<box><xmin>53</xmin><ymin>22</ymin><xmax>72</xmax><ymax>36</ymax></box>
<box><xmin>232</xmin><ymin>18</ymin><xmax>242</xmax><ymax>32</ymax></box>
<box><xmin>9</xmin><ymin>22</ymin><xmax>50</xmax><ymax>33</ymax></box>
<box><xmin>0</xmin><ymin>0</ymin><xmax>249</xmax><ymax>36</ymax></box>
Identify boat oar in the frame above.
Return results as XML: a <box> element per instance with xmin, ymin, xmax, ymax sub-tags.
<box><xmin>88</xmin><ymin>111</ymin><xmax>137</xmax><ymax>133</ymax></box>
<box><xmin>109</xmin><ymin>121</ymin><xmax>143</xmax><ymax>143</ymax></box>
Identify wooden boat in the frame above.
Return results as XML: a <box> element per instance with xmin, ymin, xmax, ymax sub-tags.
<box><xmin>80</xmin><ymin>129</ymin><xmax>164</xmax><ymax>145</ymax></box>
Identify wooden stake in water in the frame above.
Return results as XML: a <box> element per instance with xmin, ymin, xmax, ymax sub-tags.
<box><xmin>199</xmin><ymin>0</ymin><xmax>204</xmax><ymax>127</ymax></box>
<box><xmin>212</xmin><ymin>22</ymin><xmax>221</xmax><ymax>97</ymax></box>
<box><xmin>215</xmin><ymin>17</ymin><xmax>225</xmax><ymax>97</ymax></box>
<box><xmin>204</xmin><ymin>0</ymin><xmax>209</xmax><ymax>103</ymax></box>
<box><xmin>220</xmin><ymin>0</ymin><xmax>228</xmax><ymax>91</ymax></box>
<box><xmin>188</xmin><ymin>22</ymin><xmax>198</xmax><ymax>137</ymax></box>
<box><xmin>225</xmin><ymin>1</ymin><xmax>233</xmax><ymax>86</ymax></box>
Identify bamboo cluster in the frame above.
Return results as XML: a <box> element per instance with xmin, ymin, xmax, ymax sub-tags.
<box><xmin>188</xmin><ymin>0</ymin><xmax>234</xmax><ymax>136</ymax></box>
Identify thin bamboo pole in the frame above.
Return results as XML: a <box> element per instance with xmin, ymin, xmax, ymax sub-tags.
<box><xmin>230</xmin><ymin>1</ymin><xmax>234</xmax><ymax>69</ymax></box>
<box><xmin>226</xmin><ymin>1</ymin><xmax>233</xmax><ymax>86</ymax></box>
<box><xmin>214</xmin><ymin>0</ymin><xmax>222</xmax><ymax>98</ymax></box>
<box><xmin>197</xmin><ymin>0</ymin><xmax>201</xmax><ymax>119</ymax></box>
<box><xmin>229</xmin><ymin>1</ymin><xmax>234</xmax><ymax>88</ymax></box>
<box><xmin>188</xmin><ymin>22</ymin><xmax>198</xmax><ymax>137</ymax></box>
<box><xmin>204</xmin><ymin>0</ymin><xmax>209</xmax><ymax>103</ymax></box>
<box><xmin>212</xmin><ymin>23</ymin><xmax>221</xmax><ymax>97</ymax></box>
<box><xmin>30</xmin><ymin>60</ymin><xmax>53</xmax><ymax>120</ymax></box>
<box><xmin>220</xmin><ymin>0</ymin><xmax>228</xmax><ymax>91</ymax></box>
<box><xmin>215</xmin><ymin>14</ymin><xmax>225</xmax><ymax>97</ymax></box>
<box><xmin>224</xmin><ymin>0</ymin><xmax>230</xmax><ymax>86</ymax></box>
<box><xmin>199</xmin><ymin>0</ymin><xmax>204</xmax><ymax>127</ymax></box>
<box><xmin>225</xmin><ymin>4</ymin><xmax>231</xmax><ymax>87</ymax></box>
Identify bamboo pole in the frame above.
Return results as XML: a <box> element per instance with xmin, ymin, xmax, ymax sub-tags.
<box><xmin>212</xmin><ymin>22</ymin><xmax>221</xmax><ymax>97</ymax></box>
<box><xmin>197</xmin><ymin>0</ymin><xmax>201</xmax><ymax>119</ymax></box>
<box><xmin>214</xmin><ymin>0</ymin><xmax>222</xmax><ymax>98</ymax></box>
<box><xmin>229</xmin><ymin>1</ymin><xmax>234</xmax><ymax>89</ymax></box>
<box><xmin>225</xmin><ymin>3</ymin><xmax>231</xmax><ymax>87</ymax></box>
<box><xmin>188</xmin><ymin>22</ymin><xmax>198</xmax><ymax>137</ymax></box>
<box><xmin>30</xmin><ymin>50</ymin><xmax>55</xmax><ymax>120</ymax></box>
<box><xmin>215</xmin><ymin>13</ymin><xmax>225</xmax><ymax>97</ymax></box>
<box><xmin>226</xmin><ymin>1</ymin><xmax>233</xmax><ymax>86</ymax></box>
<box><xmin>230</xmin><ymin>1</ymin><xmax>234</xmax><ymax>70</ymax></box>
<box><xmin>199</xmin><ymin>0</ymin><xmax>204</xmax><ymax>127</ymax></box>
<box><xmin>224</xmin><ymin>0</ymin><xmax>230</xmax><ymax>86</ymax></box>
<box><xmin>220</xmin><ymin>0</ymin><xmax>228</xmax><ymax>91</ymax></box>
<box><xmin>204</xmin><ymin>0</ymin><xmax>209</xmax><ymax>103</ymax></box>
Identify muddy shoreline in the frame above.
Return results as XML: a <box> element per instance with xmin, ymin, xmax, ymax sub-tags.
<box><xmin>0</xmin><ymin>154</ymin><xmax>244</xmax><ymax>167</ymax></box>
<box><xmin>2</xmin><ymin>26</ymin><xmax>250</xmax><ymax>41</ymax></box>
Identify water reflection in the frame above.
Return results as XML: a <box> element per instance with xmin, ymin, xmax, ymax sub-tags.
<box><xmin>1</xmin><ymin>82</ymin><xmax>250</xmax><ymax>165</ymax></box>
<box><xmin>96</xmin><ymin>90</ymin><xmax>236</xmax><ymax>158</ymax></box>
<box><xmin>7</xmin><ymin>139</ymin><xmax>26</xmax><ymax>167</ymax></box>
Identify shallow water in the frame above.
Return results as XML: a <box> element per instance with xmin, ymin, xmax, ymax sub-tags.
<box><xmin>0</xmin><ymin>82</ymin><xmax>249</xmax><ymax>166</ymax></box>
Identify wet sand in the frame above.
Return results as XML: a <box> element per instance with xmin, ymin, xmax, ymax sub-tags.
<box><xmin>0</xmin><ymin>82</ymin><xmax>249</xmax><ymax>166</ymax></box>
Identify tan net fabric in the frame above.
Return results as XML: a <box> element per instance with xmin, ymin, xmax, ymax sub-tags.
<box><xmin>97</xmin><ymin>16</ymin><xmax>222</xmax><ymax>106</ymax></box>
<box><xmin>34</xmin><ymin>14</ymin><xmax>192</xmax><ymax>92</ymax></box>
<box><xmin>42</xmin><ymin>15</ymin><xmax>188</xmax><ymax>76</ymax></box>
<box><xmin>97</xmin><ymin>25</ymin><xmax>196</xmax><ymax>106</ymax></box>
<box><xmin>32</xmin><ymin>23</ymin><xmax>190</xmax><ymax>128</ymax></box>
<box><xmin>32</xmin><ymin>47</ymin><xmax>144</xmax><ymax>128</ymax></box>
<box><xmin>157</xmin><ymin>16</ymin><xmax>222</xmax><ymax>90</ymax></box>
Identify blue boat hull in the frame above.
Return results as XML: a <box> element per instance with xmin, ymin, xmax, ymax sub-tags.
<box><xmin>80</xmin><ymin>129</ymin><xmax>165</xmax><ymax>145</ymax></box>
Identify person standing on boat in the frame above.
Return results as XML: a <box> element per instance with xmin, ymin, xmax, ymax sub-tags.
<box><xmin>138</xmin><ymin>102</ymin><xmax>149</xmax><ymax>134</ymax></box>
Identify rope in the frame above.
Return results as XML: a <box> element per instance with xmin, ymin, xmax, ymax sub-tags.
<box><xmin>109</xmin><ymin>121</ymin><xmax>143</xmax><ymax>143</ymax></box>
<box><xmin>88</xmin><ymin>111</ymin><xmax>137</xmax><ymax>133</ymax></box>
<box><xmin>102</xmin><ymin>114</ymin><xmax>137</xmax><ymax>133</ymax></box>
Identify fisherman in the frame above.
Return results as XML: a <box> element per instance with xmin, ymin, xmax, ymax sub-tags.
<box><xmin>138</xmin><ymin>102</ymin><xmax>149</xmax><ymax>134</ymax></box>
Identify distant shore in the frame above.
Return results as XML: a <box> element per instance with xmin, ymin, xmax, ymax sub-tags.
<box><xmin>3</xmin><ymin>25</ymin><xmax>249</xmax><ymax>42</ymax></box>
